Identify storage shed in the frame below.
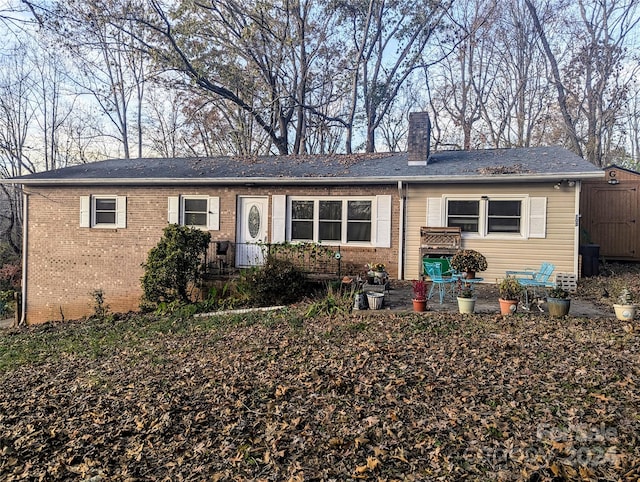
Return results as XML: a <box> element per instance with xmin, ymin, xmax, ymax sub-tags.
<box><xmin>580</xmin><ymin>164</ymin><xmax>640</xmax><ymax>261</ymax></box>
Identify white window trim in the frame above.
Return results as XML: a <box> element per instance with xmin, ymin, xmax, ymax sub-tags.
<box><xmin>287</xmin><ymin>196</ymin><xmax>384</xmax><ymax>246</ymax></box>
<box><xmin>437</xmin><ymin>194</ymin><xmax>543</xmax><ymax>240</ymax></box>
<box><xmin>168</xmin><ymin>195</ymin><xmax>220</xmax><ymax>231</ymax></box>
<box><xmin>80</xmin><ymin>195</ymin><xmax>126</xmax><ymax>229</ymax></box>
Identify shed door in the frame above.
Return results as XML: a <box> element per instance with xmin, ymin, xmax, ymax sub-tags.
<box><xmin>589</xmin><ymin>186</ymin><xmax>637</xmax><ymax>258</ymax></box>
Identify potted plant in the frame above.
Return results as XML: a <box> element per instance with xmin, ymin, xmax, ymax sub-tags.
<box><xmin>450</xmin><ymin>249</ymin><xmax>488</xmax><ymax>279</ymax></box>
<box><xmin>353</xmin><ymin>289</ymin><xmax>367</xmax><ymax>311</ymax></box>
<box><xmin>498</xmin><ymin>276</ymin><xmax>523</xmax><ymax>315</ymax></box>
<box><xmin>457</xmin><ymin>287</ymin><xmax>476</xmax><ymax>314</ymax></box>
<box><xmin>365</xmin><ymin>262</ymin><xmax>386</xmax><ymax>284</ymax></box>
<box><xmin>411</xmin><ymin>279</ymin><xmax>428</xmax><ymax>312</ymax></box>
<box><xmin>546</xmin><ymin>286</ymin><xmax>571</xmax><ymax>318</ymax></box>
<box><xmin>613</xmin><ymin>288</ymin><xmax>637</xmax><ymax>321</ymax></box>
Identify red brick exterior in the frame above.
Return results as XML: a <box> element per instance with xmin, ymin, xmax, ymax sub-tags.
<box><xmin>23</xmin><ymin>184</ymin><xmax>399</xmax><ymax>324</ymax></box>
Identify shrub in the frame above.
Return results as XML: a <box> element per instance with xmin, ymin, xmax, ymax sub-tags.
<box><xmin>547</xmin><ymin>286</ymin><xmax>569</xmax><ymax>299</ymax></box>
<box><xmin>450</xmin><ymin>249</ymin><xmax>487</xmax><ymax>273</ymax></box>
<box><xmin>498</xmin><ymin>276</ymin><xmax>523</xmax><ymax>300</ymax></box>
<box><xmin>242</xmin><ymin>258</ymin><xmax>308</xmax><ymax>306</ymax></box>
<box><xmin>0</xmin><ymin>261</ymin><xmax>21</xmax><ymax>291</ymax></box>
<box><xmin>141</xmin><ymin>224</ymin><xmax>211</xmax><ymax>306</ymax></box>
<box><xmin>90</xmin><ymin>289</ymin><xmax>110</xmax><ymax>319</ymax></box>
<box><xmin>305</xmin><ymin>284</ymin><xmax>351</xmax><ymax>317</ymax></box>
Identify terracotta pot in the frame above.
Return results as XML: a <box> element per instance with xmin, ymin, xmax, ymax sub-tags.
<box><xmin>462</xmin><ymin>271</ymin><xmax>476</xmax><ymax>280</ymax></box>
<box><xmin>412</xmin><ymin>299</ymin><xmax>427</xmax><ymax>312</ymax></box>
<box><xmin>547</xmin><ymin>297</ymin><xmax>571</xmax><ymax>317</ymax></box>
<box><xmin>499</xmin><ymin>298</ymin><xmax>519</xmax><ymax>315</ymax></box>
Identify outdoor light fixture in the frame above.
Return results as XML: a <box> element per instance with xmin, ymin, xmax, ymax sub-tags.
<box><xmin>553</xmin><ymin>179</ymin><xmax>577</xmax><ymax>189</ymax></box>
<box><xmin>608</xmin><ymin>178</ymin><xmax>620</xmax><ymax>185</ymax></box>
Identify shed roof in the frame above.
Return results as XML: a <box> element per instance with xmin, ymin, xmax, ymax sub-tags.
<box><xmin>604</xmin><ymin>164</ymin><xmax>640</xmax><ymax>176</ymax></box>
<box><xmin>5</xmin><ymin>146</ymin><xmax>603</xmax><ymax>186</ymax></box>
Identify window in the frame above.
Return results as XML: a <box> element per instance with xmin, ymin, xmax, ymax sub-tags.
<box><xmin>347</xmin><ymin>200</ymin><xmax>371</xmax><ymax>242</ymax></box>
<box><xmin>428</xmin><ymin>195</ymin><xmax>546</xmax><ymax>239</ymax></box>
<box><xmin>291</xmin><ymin>200</ymin><xmax>314</xmax><ymax>240</ymax></box>
<box><xmin>446</xmin><ymin>198</ymin><xmax>523</xmax><ymax>237</ymax></box>
<box><xmin>447</xmin><ymin>200</ymin><xmax>479</xmax><ymax>233</ymax></box>
<box><xmin>80</xmin><ymin>195</ymin><xmax>126</xmax><ymax>228</ymax></box>
<box><xmin>183</xmin><ymin>198</ymin><xmax>208</xmax><ymax>227</ymax></box>
<box><xmin>289</xmin><ymin>198</ymin><xmax>373</xmax><ymax>244</ymax></box>
<box><xmin>488</xmin><ymin>200</ymin><xmax>521</xmax><ymax>233</ymax></box>
<box><xmin>319</xmin><ymin>200</ymin><xmax>342</xmax><ymax>241</ymax></box>
<box><xmin>168</xmin><ymin>196</ymin><xmax>220</xmax><ymax>230</ymax></box>
<box><xmin>94</xmin><ymin>197</ymin><xmax>116</xmax><ymax>225</ymax></box>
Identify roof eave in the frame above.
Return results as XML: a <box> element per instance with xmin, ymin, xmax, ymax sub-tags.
<box><xmin>3</xmin><ymin>171</ymin><xmax>604</xmax><ymax>186</ymax></box>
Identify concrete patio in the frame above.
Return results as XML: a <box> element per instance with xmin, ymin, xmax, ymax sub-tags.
<box><xmin>361</xmin><ymin>280</ymin><xmax>612</xmax><ymax>318</ymax></box>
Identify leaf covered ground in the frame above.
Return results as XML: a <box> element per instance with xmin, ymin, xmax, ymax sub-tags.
<box><xmin>1</xmin><ymin>303</ymin><xmax>639</xmax><ymax>482</ymax></box>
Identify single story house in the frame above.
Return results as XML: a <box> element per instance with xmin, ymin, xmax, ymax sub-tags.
<box><xmin>4</xmin><ymin>113</ymin><xmax>603</xmax><ymax>324</ymax></box>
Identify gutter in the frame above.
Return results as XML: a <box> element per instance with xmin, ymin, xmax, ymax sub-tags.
<box><xmin>1</xmin><ymin>171</ymin><xmax>605</xmax><ymax>187</ymax></box>
<box><xmin>397</xmin><ymin>181</ymin><xmax>405</xmax><ymax>280</ymax></box>
<box><xmin>574</xmin><ymin>181</ymin><xmax>582</xmax><ymax>276</ymax></box>
<box><xmin>20</xmin><ymin>191</ymin><xmax>27</xmax><ymax>326</ymax></box>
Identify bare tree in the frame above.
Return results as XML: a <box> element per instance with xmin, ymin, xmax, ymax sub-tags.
<box><xmin>35</xmin><ymin>0</ymin><xmax>150</xmax><ymax>159</ymax></box>
<box><xmin>480</xmin><ymin>0</ymin><xmax>552</xmax><ymax>148</ymax></box>
<box><xmin>525</xmin><ymin>0</ymin><xmax>640</xmax><ymax>166</ymax></box>
<box><xmin>104</xmin><ymin>0</ymin><xmax>345</xmax><ymax>156</ymax></box>
<box><xmin>431</xmin><ymin>0</ymin><xmax>497</xmax><ymax>150</ymax></box>
<box><xmin>334</xmin><ymin>0</ymin><xmax>452</xmax><ymax>153</ymax></box>
<box><xmin>0</xmin><ymin>45</ymin><xmax>37</xmax><ymax>178</ymax></box>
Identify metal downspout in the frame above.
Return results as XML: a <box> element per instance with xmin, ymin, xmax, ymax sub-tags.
<box><xmin>20</xmin><ymin>191</ymin><xmax>27</xmax><ymax>326</ymax></box>
<box><xmin>574</xmin><ymin>181</ymin><xmax>581</xmax><ymax>276</ymax></box>
<box><xmin>398</xmin><ymin>181</ymin><xmax>405</xmax><ymax>280</ymax></box>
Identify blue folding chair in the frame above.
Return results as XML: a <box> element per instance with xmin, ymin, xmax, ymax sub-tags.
<box><xmin>423</xmin><ymin>260</ymin><xmax>457</xmax><ymax>304</ymax></box>
<box><xmin>506</xmin><ymin>262</ymin><xmax>556</xmax><ymax>306</ymax></box>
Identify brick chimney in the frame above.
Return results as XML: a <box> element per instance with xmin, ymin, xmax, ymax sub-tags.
<box><xmin>407</xmin><ymin>112</ymin><xmax>431</xmax><ymax>166</ymax></box>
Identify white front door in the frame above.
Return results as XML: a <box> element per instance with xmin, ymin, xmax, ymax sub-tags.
<box><xmin>236</xmin><ymin>196</ymin><xmax>268</xmax><ymax>267</ymax></box>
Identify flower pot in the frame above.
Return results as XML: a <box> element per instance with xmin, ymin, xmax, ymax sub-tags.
<box><xmin>462</xmin><ymin>271</ymin><xmax>476</xmax><ymax>280</ymax></box>
<box><xmin>412</xmin><ymin>299</ymin><xmax>427</xmax><ymax>312</ymax></box>
<box><xmin>547</xmin><ymin>297</ymin><xmax>570</xmax><ymax>317</ymax></box>
<box><xmin>499</xmin><ymin>298</ymin><xmax>519</xmax><ymax>315</ymax></box>
<box><xmin>353</xmin><ymin>292</ymin><xmax>367</xmax><ymax>311</ymax></box>
<box><xmin>457</xmin><ymin>296</ymin><xmax>476</xmax><ymax>314</ymax></box>
<box><xmin>613</xmin><ymin>304</ymin><xmax>636</xmax><ymax>321</ymax></box>
<box><xmin>367</xmin><ymin>292</ymin><xmax>384</xmax><ymax>310</ymax></box>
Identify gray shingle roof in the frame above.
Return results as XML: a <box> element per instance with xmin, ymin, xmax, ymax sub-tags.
<box><xmin>5</xmin><ymin>146</ymin><xmax>603</xmax><ymax>185</ymax></box>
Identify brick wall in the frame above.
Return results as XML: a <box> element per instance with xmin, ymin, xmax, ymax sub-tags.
<box><xmin>24</xmin><ymin>184</ymin><xmax>399</xmax><ymax>323</ymax></box>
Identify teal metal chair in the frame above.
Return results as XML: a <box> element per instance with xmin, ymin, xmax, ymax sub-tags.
<box><xmin>423</xmin><ymin>260</ymin><xmax>457</xmax><ymax>304</ymax></box>
<box><xmin>506</xmin><ymin>262</ymin><xmax>556</xmax><ymax>306</ymax></box>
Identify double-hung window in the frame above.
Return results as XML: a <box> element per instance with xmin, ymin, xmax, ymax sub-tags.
<box><xmin>168</xmin><ymin>195</ymin><xmax>220</xmax><ymax>230</ymax></box>
<box><xmin>290</xmin><ymin>198</ymin><xmax>373</xmax><ymax>244</ymax></box>
<box><xmin>447</xmin><ymin>200</ymin><xmax>480</xmax><ymax>233</ymax></box>
<box><xmin>487</xmin><ymin>200</ymin><xmax>521</xmax><ymax>233</ymax></box>
<box><xmin>79</xmin><ymin>195</ymin><xmax>126</xmax><ymax>228</ymax></box>
<box><xmin>428</xmin><ymin>195</ymin><xmax>546</xmax><ymax>239</ymax></box>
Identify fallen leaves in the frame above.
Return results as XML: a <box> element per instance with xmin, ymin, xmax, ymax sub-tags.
<box><xmin>0</xmin><ymin>309</ymin><xmax>638</xmax><ymax>481</ymax></box>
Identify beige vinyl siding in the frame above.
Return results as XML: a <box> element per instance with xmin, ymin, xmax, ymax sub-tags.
<box><xmin>405</xmin><ymin>183</ymin><xmax>577</xmax><ymax>283</ymax></box>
